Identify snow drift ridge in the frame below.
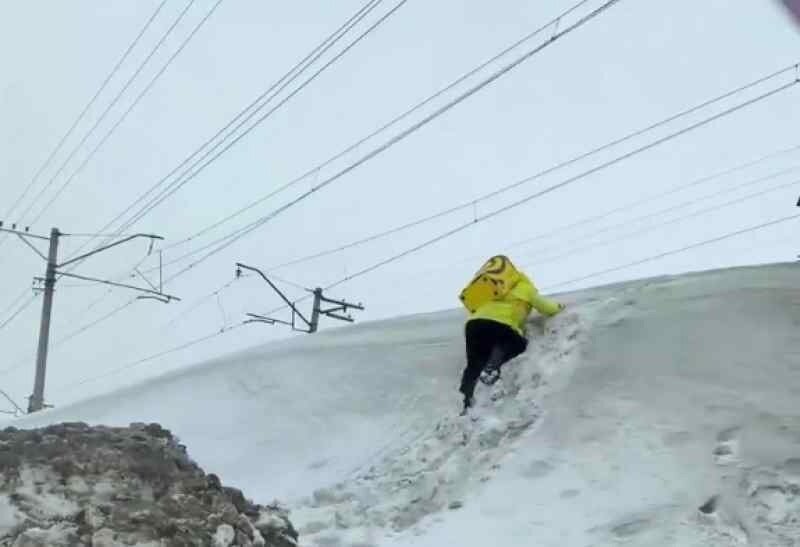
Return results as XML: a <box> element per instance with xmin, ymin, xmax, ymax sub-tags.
<box><xmin>12</xmin><ymin>262</ymin><xmax>800</xmax><ymax>547</ymax></box>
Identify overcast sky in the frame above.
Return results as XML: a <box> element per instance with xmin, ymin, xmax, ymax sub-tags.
<box><xmin>1</xmin><ymin>0</ymin><xmax>799</xmax><ymax>412</ymax></box>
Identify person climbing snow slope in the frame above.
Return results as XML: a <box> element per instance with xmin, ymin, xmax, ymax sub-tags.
<box><xmin>458</xmin><ymin>255</ymin><xmax>564</xmax><ymax>414</ymax></box>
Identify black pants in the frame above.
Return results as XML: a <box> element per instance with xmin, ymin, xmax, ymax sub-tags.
<box><xmin>459</xmin><ymin>319</ymin><xmax>528</xmax><ymax>400</ymax></box>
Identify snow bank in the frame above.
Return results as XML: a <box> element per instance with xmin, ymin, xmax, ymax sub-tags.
<box><xmin>11</xmin><ymin>262</ymin><xmax>800</xmax><ymax>546</ymax></box>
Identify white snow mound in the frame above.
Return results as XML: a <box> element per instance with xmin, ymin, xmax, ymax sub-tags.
<box><xmin>12</xmin><ymin>262</ymin><xmax>800</xmax><ymax>547</ymax></box>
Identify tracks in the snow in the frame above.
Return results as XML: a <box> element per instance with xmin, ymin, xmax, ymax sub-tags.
<box><xmin>291</xmin><ymin>311</ymin><xmax>587</xmax><ymax>547</ymax></box>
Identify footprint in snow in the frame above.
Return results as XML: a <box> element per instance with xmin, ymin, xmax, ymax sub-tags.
<box><xmin>713</xmin><ymin>426</ymin><xmax>741</xmax><ymax>465</ymax></box>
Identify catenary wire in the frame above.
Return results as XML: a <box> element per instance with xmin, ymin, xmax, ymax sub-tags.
<box><xmin>28</xmin><ymin>0</ymin><xmax>226</xmax><ymax>225</ymax></box>
<box><xmin>1</xmin><ymin>0</ymin><xmax>169</xmax><ymax>223</ymax></box>
<box><xmin>71</xmin><ymin>0</ymin><xmax>386</xmax><ymax>260</ymax></box>
<box><xmin>258</xmin><ymin>66</ymin><xmax>800</xmax><ymax>272</ymax></box>
<box><xmin>521</xmin><ymin>175</ymin><xmax>800</xmax><ymax>269</ymax></box>
<box><xmin>545</xmin><ymin>213</ymin><xmax>800</xmax><ymax>290</ymax></box>
<box><xmin>161</xmin><ymin>0</ymin><xmax>628</xmax><ymax>282</ymax></box>
<box><xmin>15</xmin><ymin>0</ymin><xmax>199</xmax><ymax>226</ymax></box>
<box><xmin>111</xmin><ymin>0</ymin><xmax>410</xmax><ymax>236</ymax></box>
<box><xmin>134</xmin><ymin>0</ymin><xmax>600</xmax><ymax>254</ymax></box>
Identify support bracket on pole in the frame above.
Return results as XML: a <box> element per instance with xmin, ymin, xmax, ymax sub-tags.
<box><xmin>236</xmin><ymin>262</ymin><xmax>364</xmax><ymax>334</ymax></box>
<box><xmin>56</xmin><ymin>271</ymin><xmax>180</xmax><ymax>303</ymax></box>
<box><xmin>236</xmin><ymin>263</ymin><xmax>313</xmax><ymax>333</ymax></box>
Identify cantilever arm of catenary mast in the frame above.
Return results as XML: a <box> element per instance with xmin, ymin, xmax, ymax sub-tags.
<box><xmin>55</xmin><ymin>271</ymin><xmax>181</xmax><ymax>302</ymax></box>
<box><xmin>319</xmin><ymin>293</ymin><xmax>365</xmax><ymax>310</ymax></box>
<box><xmin>0</xmin><ymin>226</ymin><xmax>50</xmax><ymax>241</ymax></box>
<box><xmin>58</xmin><ymin>234</ymin><xmax>163</xmax><ymax>269</ymax></box>
<box><xmin>244</xmin><ymin>313</ymin><xmax>293</xmax><ymax>327</ymax></box>
<box><xmin>324</xmin><ymin>311</ymin><xmax>354</xmax><ymax>323</ymax></box>
<box><xmin>235</xmin><ymin>262</ymin><xmax>312</xmax><ymax>328</ymax></box>
<box><xmin>16</xmin><ymin>234</ymin><xmax>48</xmax><ymax>260</ymax></box>
<box><xmin>0</xmin><ymin>226</ymin><xmax>49</xmax><ymax>259</ymax></box>
<box><xmin>134</xmin><ymin>267</ymin><xmax>160</xmax><ymax>292</ymax></box>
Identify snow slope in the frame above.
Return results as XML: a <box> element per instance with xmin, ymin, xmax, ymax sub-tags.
<box><xmin>13</xmin><ymin>262</ymin><xmax>800</xmax><ymax>546</ymax></box>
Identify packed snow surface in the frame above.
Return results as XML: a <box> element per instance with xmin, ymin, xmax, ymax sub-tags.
<box><xmin>13</xmin><ymin>263</ymin><xmax>800</xmax><ymax>546</ymax></box>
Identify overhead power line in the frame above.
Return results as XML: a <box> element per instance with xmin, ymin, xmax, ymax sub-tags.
<box><xmin>39</xmin><ymin>0</ymin><xmax>394</xmax><ymax>340</ymax></box>
<box><xmin>259</xmin><ymin>66</ymin><xmax>800</xmax><ymax>273</ymax></box>
<box><xmin>501</xmin><ymin>142</ymin><xmax>800</xmax><ymax>254</ymax></box>
<box><xmin>14</xmin><ymin>0</ymin><xmax>198</xmax><ymax>227</ymax></box>
<box><xmin>162</xmin><ymin>278</ymin><xmax>239</xmax><ymax>328</ymax></box>
<box><xmin>57</xmin><ymin>322</ymin><xmax>245</xmax><ymax>393</ymax></box>
<box><xmin>51</xmin><ymin>158</ymin><xmax>800</xmax><ymax>400</ymax></box>
<box><xmin>55</xmin><ymin>268</ymin><xmax>319</xmax><ymax>392</ymax></box>
<box><xmin>0</xmin><ymin>288</ymin><xmax>32</xmax><ymax>322</ymax></box>
<box><xmin>319</xmin><ymin>78</ymin><xmax>798</xmax><ymax>290</ymax></box>
<box><xmin>74</xmin><ymin>0</ymin><xmax>616</xmax><ymax>283</ymax></box>
<box><xmin>76</xmin><ymin>0</ymin><xmax>612</xmax><ymax>284</ymax></box>
<box><xmin>521</xmin><ymin>175</ymin><xmax>800</xmax><ymax>269</ymax></box>
<box><xmin>369</xmin><ymin>146</ymin><xmax>800</xmax><ymax>289</ymax></box>
<box><xmin>73</xmin><ymin>0</ymin><xmax>387</xmax><ymax>260</ymax></box>
<box><xmin>108</xmin><ymin>0</ymin><xmax>399</xmax><ymax>239</ymax></box>
<box><xmin>1</xmin><ymin>0</ymin><xmax>168</xmax><ymax>224</ymax></box>
<box><xmin>28</xmin><ymin>0</ymin><xmax>227</xmax><ymax>226</ymax></box>
<box><xmin>161</xmin><ymin>0</ymin><xmax>626</xmax><ymax>282</ymax></box>
<box><xmin>52</xmin><ymin>298</ymin><xmax>137</xmax><ymax>350</ymax></box>
<box><xmin>57</xmin><ymin>264</ymin><xmax>354</xmax><ymax>390</ymax></box>
<box><xmin>0</xmin><ymin>295</ymin><xmax>39</xmax><ymax>333</ymax></box>
<box><xmin>41</xmin><ymin>0</ymin><xmax>619</xmax><ymax>363</ymax></box>
<box><xmin>0</xmin><ymin>388</ymin><xmax>25</xmax><ymax>416</ymax></box>
<box><xmin>0</xmin><ymin>276</ymin><xmax>305</xmax><ymax>384</ymax></box>
<box><xmin>223</xmin><ymin>204</ymin><xmax>800</xmax><ymax>352</ymax></box>
<box><xmin>140</xmin><ymin>0</ymin><xmax>599</xmax><ymax>255</ymax></box>
<box><xmin>4</xmin><ymin>230</ymin><xmax>172</xmax><ymax>371</ymax></box>
<box><xmin>0</xmin><ymin>0</ymin><xmax>395</xmax><ymax>368</ymax></box>
<box><xmin>545</xmin><ymin>212</ymin><xmax>800</xmax><ymax>290</ymax></box>
<box><xmin>10</xmin><ymin>63</ymin><xmax>794</xmax><ymax>385</ymax></box>
<box><xmin>521</xmin><ymin>165</ymin><xmax>800</xmax><ymax>260</ymax></box>
<box><xmin>393</xmin><ymin>142</ymin><xmax>800</xmax><ymax>285</ymax></box>
<box><xmin>41</xmin><ymin>244</ymin><xmax>160</xmax><ymax>337</ymax></box>
<box><xmin>44</xmin><ymin>261</ymin><xmax>320</xmax><ymax>392</ymax></box>
<box><xmin>145</xmin><ymin>68</ymin><xmax>800</xmax><ymax>278</ymax></box>
<box><xmin>1</xmin><ymin>266</ymin><xmax>164</xmax><ymax>379</ymax></box>
<box><xmin>45</xmin><ymin>101</ymin><xmax>800</xmax><ymax>399</ymax></box>
<box><xmin>62</xmin><ymin>266</ymin><xmax>302</xmax><ymax>344</ymax></box>
<box><xmin>8</xmin><ymin>237</ymin><xmax>305</xmax><ymax>378</ymax></box>
<box><xmin>0</xmin><ymin>358</ymin><xmax>29</xmax><ymax>378</ymax></box>
<box><xmin>0</xmin><ymin>225</ymin><xmax>177</xmax><ymax>412</ymax></box>
<box><xmin>30</xmin><ymin>0</ymin><xmax>795</xmax><ymax>387</ymax></box>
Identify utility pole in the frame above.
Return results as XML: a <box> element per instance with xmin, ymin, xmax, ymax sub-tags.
<box><xmin>309</xmin><ymin>288</ymin><xmax>322</xmax><ymax>334</ymax></box>
<box><xmin>29</xmin><ymin>228</ymin><xmax>59</xmax><ymax>413</ymax></box>
<box><xmin>0</xmin><ymin>222</ymin><xmax>179</xmax><ymax>413</ymax></box>
<box><xmin>235</xmin><ymin>262</ymin><xmax>364</xmax><ymax>333</ymax></box>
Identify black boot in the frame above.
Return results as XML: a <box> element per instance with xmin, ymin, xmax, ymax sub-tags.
<box><xmin>460</xmin><ymin>395</ymin><xmax>473</xmax><ymax>416</ymax></box>
<box><xmin>479</xmin><ymin>366</ymin><xmax>501</xmax><ymax>385</ymax></box>
<box><xmin>479</xmin><ymin>345</ymin><xmax>506</xmax><ymax>385</ymax></box>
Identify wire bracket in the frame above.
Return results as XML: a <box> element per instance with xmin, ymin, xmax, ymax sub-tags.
<box><xmin>237</xmin><ymin>262</ymin><xmax>364</xmax><ymax>333</ymax></box>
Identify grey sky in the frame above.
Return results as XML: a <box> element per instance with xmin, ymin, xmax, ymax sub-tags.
<box><xmin>1</xmin><ymin>0</ymin><xmax>799</xmax><ymax>411</ymax></box>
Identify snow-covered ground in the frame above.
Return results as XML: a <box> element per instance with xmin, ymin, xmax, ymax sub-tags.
<box><xmin>13</xmin><ymin>262</ymin><xmax>800</xmax><ymax>546</ymax></box>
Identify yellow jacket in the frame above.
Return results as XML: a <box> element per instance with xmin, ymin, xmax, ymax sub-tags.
<box><xmin>468</xmin><ymin>273</ymin><xmax>562</xmax><ymax>335</ymax></box>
